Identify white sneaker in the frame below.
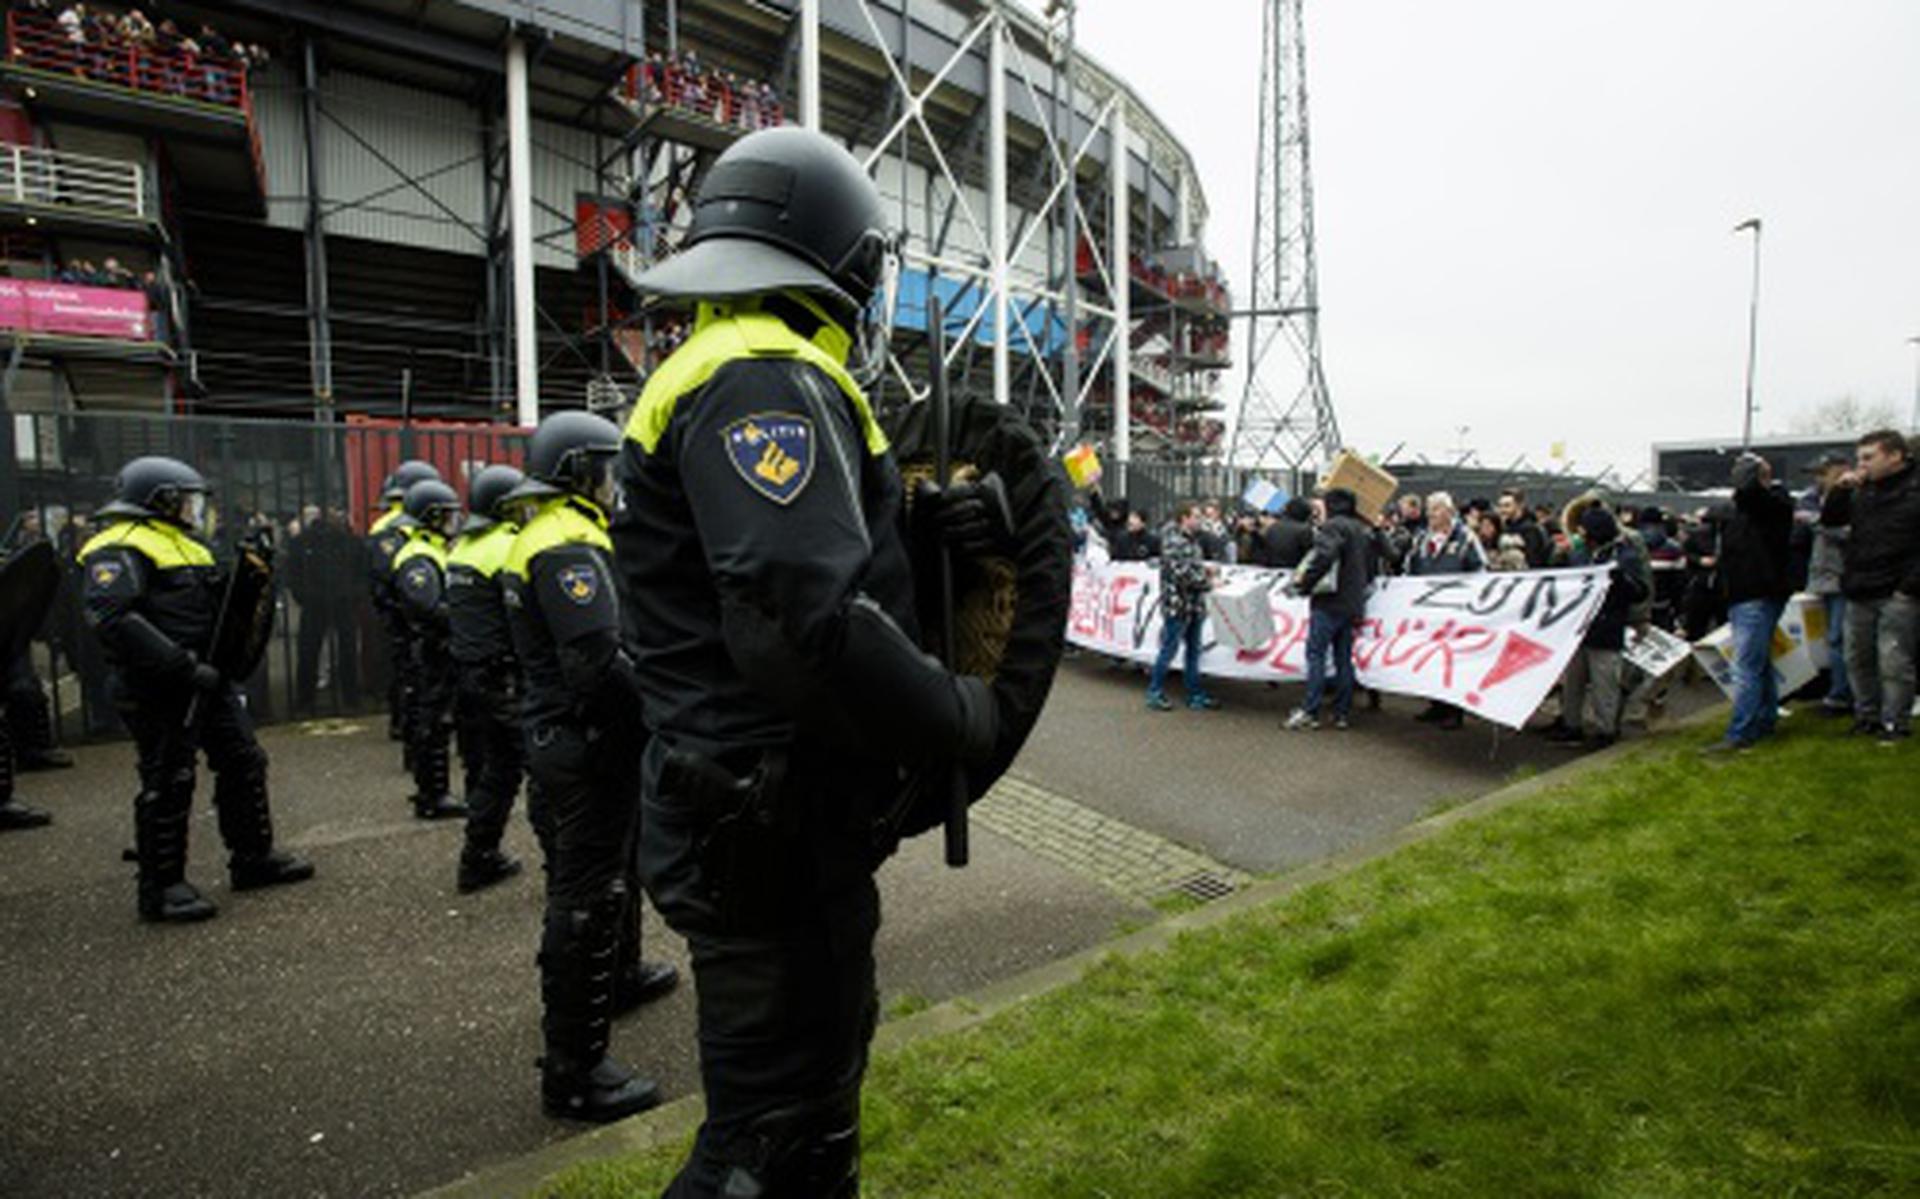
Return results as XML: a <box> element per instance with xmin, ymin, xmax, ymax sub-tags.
<box><xmin>1284</xmin><ymin>709</ymin><xmax>1319</xmax><ymax>731</ymax></box>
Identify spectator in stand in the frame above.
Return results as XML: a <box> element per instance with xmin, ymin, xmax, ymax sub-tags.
<box><xmin>1145</xmin><ymin>503</ymin><xmax>1219</xmax><ymax>712</ymax></box>
<box><xmin>1549</xmin><ymin>503</ymin><xmax>1647</xmax><ymax>750</ymax></box>
<box><xmin>1822</xmin><ymin>429</ymin><xmax>1920</xmax><ymax>745</ymax></box>
<box><xmin>1706</xmin><ymin>453</ymin><xmax>1796</xmax><ymax>755</ymax></box>
<box><xmin>1262</xmin><ymin>497</ymin><xmax>1314</xmax><ymax>570</ymax></box>
<box><xmin>1109</xmin><ymin>509</ymin><xmax>1159</xmax><ymax>562</ymax></box>
<box><xmin>1802</xmin><ymin>453</ymin><xmax>1853</xmax><ymax>715</ymax></box>
<box><xmin>1405</xmin><ymin>492</ymin><xmax>1487</xmax><ymax>730</ymax></box>
<box><xmin>1497</xmin><ymin>489</ymin><xmax>1550</xmax><ymax>567</ymax></box>
<box><xmin>1285</xmin><ymin>488</ymin><xmax>1372</xmax><ymax>731</ymax></box>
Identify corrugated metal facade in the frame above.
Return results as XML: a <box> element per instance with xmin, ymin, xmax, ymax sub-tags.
<box><xmin>254</xmin><ymin>64</ymin><xmax>599</xmax><ymax>271</ymax></box>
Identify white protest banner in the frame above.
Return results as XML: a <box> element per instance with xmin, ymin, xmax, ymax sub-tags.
<box><xmin>1067</xmin><ymin>556</ymin><xmax>1615</xmax><ymax>729</ymax></box>
<box><xmin>1623</xmin><ymin>625</ymin><xmax>1692</xmax><ymax>681</ymax></box>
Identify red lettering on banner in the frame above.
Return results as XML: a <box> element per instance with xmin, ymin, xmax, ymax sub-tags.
<box><xmin>1474</xmin><ymin>630</ymin><xmax>1555</xmax><ymax>695</ymax></box>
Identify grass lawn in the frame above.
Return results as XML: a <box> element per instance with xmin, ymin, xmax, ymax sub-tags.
<box><xmin>542</xmin><ymin>720</ymin><xmax>1917</xmax><ymax>1197</ymax></box>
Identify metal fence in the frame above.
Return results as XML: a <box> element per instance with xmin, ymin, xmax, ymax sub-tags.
<box><xmin>3</xmin><ymin>410</ymin><xmax>526</xmax><ymax>743</ymax></box>
<box><xmin>0</xmin><ymin>143</ymin><xmax>148</xmax><ymax>221</ymax></box>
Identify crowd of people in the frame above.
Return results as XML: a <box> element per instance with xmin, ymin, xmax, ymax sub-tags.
<box><xmin>630</xmin><ymin>49</ymin><xmax>784</xmax><ymax>133</ymax></box>
<box><xmin>1080</xmin><ymin>428</ymin><xmax>1920</xmax><ymax>750</ymax></box>
<box><xmin>51</xmin><ymin>254</ymin><xmax>146</xmax><ymax>288</ymax></box>
<box><xmin>12</xmin><ymin>2</ymin><xmax>267</xmax><ymax>104</ymax></box>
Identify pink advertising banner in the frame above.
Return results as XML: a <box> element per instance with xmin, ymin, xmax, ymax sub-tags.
<box><xmin>0</xmin><ymin>278</ymin><xmax>151</xmax><ymax>340</ymax></box>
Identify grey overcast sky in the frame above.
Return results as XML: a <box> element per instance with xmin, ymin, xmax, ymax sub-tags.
<box><xmin>1073</xmin><ymin>0</ymin><xmax>1920</xmax><ymax>481</ymax></box>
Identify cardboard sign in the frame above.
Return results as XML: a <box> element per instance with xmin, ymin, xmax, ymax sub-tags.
<box><xmin>1624</xmin><ymin>625</ymin><xmax>1692</xmax><ymax>680</ymax></box>
<box><xmin>1319</xmin><ymin>450</ymin><xmax>1397</xmax><ymax>518</ymax></box>
<box><xmin>1063</xmin><ymin>444</ymin><xmax>1103</xmax><ymax>489</ymax></box>
<box><xmin>1206</xmin><ymin>576</ymin><xmax>1276</xmax><ymax>651</ymax></box>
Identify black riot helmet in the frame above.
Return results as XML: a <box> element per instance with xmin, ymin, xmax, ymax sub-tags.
<box><xmin>403</xmin><ymin>479</ymin><xmax>462</xmax><ymax>538</ymax></box>
<box><xmin>100</xmin><ymin>456</ymin><xmax>210</xmax><ymax>530</ymax></box>
<box><xmin>626</xmin><ymin>127</ymin><xmax>896</xmax><ymax>322</ymax></box>
<box><xmin>462</xmin><ymin>464</ymin><xmax>526</xmax><ymax>532</ymax></box>
<box><xmin>507</xmin><ymin>411</ymin><xmax>623</xmax><ymax>506</ymax></box>
<box><xmin>382</xmin><ymin>459</ymin><xmax>443</xmax><ymax>503</ymax></box>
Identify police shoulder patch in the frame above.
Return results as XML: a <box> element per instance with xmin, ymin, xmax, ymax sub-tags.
<box><xmin>721</xmin><ymin>412</ymin><xmax>815</xmax><ymax>505</ymax></box>
<box><xmin>556</xmin><ymin>562</ymin><xmax>600</xmax><ymax>606</ymax></box>
<box><xmin>89</xmin><ymin>558</ymin><xmax>125</xmax><ymax>588</ymax></box>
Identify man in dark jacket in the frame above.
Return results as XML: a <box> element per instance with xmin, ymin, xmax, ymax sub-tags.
<box><xmin>1552</xmin><ymin>505</ymin><xmax>1647</xmax><ymax>749</ymax></box>
<box><xmin>1708</xmin><ymin>453</ymin><xmax>1796</xmax><ymax>753</ymax></box>
<box><xmin>1109</xmin><ymin>509</ymin><xmax>1160</xmax><ymax>562</ymax></box>
<box><xmin>1496</xmin><ymin>489</ymin><xmax>1550</xmax><ymax>568</ymax></box>
<box><xmin>1406</xmin><ymin>492</ymin><xmax>1486</xmax><ymax>729</ymax></box>
<box><xmin>1822</xmin><ymin>429</ymin><xmax>1920</xmax><ymax>743</ymax></box>
<box><xmin>287</xmin><ymin>506</ymin><xmax>362</xmax><ymax>712</ymax></box>
<box><xmin>1285</xmin><ymin>488</ymin><xmax>1372</xmax><ymax>730</ymax></box>
<box><xmin>1262</xmin><ymin>498</ymin><xmax>1315</xmax><ymax>570</ymax></box>
<box><xmin>1146</xmin><ymin>503</ymin><xmax>1218</xmax><ymax>711</ymax></box>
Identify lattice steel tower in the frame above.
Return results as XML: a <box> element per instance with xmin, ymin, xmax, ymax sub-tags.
<box><xmin>1231</xmin><ymin>0</ymin><xmax>1339</xmax><ymax>473</ymax></box>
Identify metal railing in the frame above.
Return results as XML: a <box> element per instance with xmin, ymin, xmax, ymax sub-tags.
<box><xmin>6</xmin><ymin>9</ymin><xmax>254</xmax><ymax>113</ymax></box>
<box><xmin>0</xmin><ymin>142</ymin><xmax>146</xmax><ymax>219</ymax></box>
<box><xmin>3</xmin><ymin>409</ymin><xmax>528</xmax><ymax>743</ymax></box>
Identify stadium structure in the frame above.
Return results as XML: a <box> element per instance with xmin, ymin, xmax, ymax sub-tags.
<box><xmin>0</xmin><ymin>0</ymin><xmax>1234</xmax><ymax>484</ymax></box>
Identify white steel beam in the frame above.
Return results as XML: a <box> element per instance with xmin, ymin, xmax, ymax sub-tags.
<box><xmin>800</xmin><ymin>0</ymin><xmax>822</xmax><ymax>130</ymax></box>
<box><xmin>1110</xmin><ymin>101</ymin><xmax>1130</xmax><ymax>482</ymax></box>
<box><xmin>988</xmin><ymin>8</ymin><xmax>1009</xmax><ymax>406</ymax></box>
<box><xmin>507</xmin><ymin>35</ymin><xmax>538</xmax><ymax>427</ymax></box>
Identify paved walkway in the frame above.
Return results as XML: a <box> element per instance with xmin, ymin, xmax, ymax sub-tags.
<box><xmin>0</xmin><ymin>662</ymin><xmax>1706</xmax><ymax>1198</ymax></box>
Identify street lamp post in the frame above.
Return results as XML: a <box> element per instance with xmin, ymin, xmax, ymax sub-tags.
<box><xmin>1733</xmin><ymin>217</ymin><xmax>1762</xmax><ymax>448</ymax></box>
<box><xmin>1908</xmin><ymin>335</ymin><xmax>1919</xmax><ymax>432</ymax></box>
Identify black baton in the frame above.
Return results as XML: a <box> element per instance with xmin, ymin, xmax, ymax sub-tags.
<box><xmin>927</xmin><ymin>295</ymin><xmax>969</xmax><ymax>868</ymax></box>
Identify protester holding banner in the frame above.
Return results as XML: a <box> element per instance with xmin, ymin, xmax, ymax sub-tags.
<box><xmin>1706</xmin><ymin>453</ymin><xmax>1796</xmax><ymax>755</ymax></box>
<box><xmin>1146</xmin><ymin>504</ymin><xmax>1220</xmax><ymax>712</ymax></box>
<box><xmin>1405</xmin><ymin>492</ymin><xmax>1487</xmax><ymax>730</ymax></box>
<box><xmin>1284</xmin><ymin>488</ymin><xmax>1373</xmax><ymax>731</ymax></box>
<box><xmin>1548</xmin><ymin>504</ymin><xmax>1648</xmax><ymax>750</ymax></box>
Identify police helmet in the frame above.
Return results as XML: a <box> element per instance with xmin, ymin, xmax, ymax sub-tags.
<box><xmin>382</xmin><ymin>459</ymin><xmax>443</xmax><ymax>503</ymax></box>
<box><xmin>403</xmin><ymin>479</ymin><xmax>462</xmax><ymax>538</ymax></box>
<box><xmin>100</xmin><ymin>456</ymin><xmax>209</xmax><ymax>529</ymax></box>
<box><xmin>507</xmin><ymin>411</ymin><xmax>623</xmax><ymax>502</ymax></box>
<box><xmin>625</xmin><ymin>127</ymin><xmax>894</xmax><ymax>320</ymax></box>
<box><xmin>463</xmin><ymin>464</ymin><xmax>527</xmax><ymax>531</ymax></box>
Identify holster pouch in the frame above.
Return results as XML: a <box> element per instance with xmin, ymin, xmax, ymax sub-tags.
<box><xmin>659</xmin><ymin>747</ymin><xmax>792</xmax><ymax>934</ymax></box>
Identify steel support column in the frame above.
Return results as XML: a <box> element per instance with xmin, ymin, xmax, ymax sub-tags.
<box><xmin>987</xmin><ymin>8</ymin><xmax>1009</xmax><ymax>407</ymax></box>
<box><xmin>507</xmin><ymin>36</ymin><xmax>539</xmax><ymax>426</ymax></box>
<box><xmin>1060</xmin><ymin>3</ymin><xmax>1080</xmax><ymax>443</ymax></box>
<box><xmin>1110</xmin><ymin>101</ymin><xmax>1130</xmax><ymax>491</ymax></box>
<box><xmin>799</xmin><ymin>0</ymin><xmax>821</xmax><ymax>131</ymax></box>
<box><xmin>301</xmin><ymin>38</ymin><xmax>333</xmax><ymax>418</ymax></box>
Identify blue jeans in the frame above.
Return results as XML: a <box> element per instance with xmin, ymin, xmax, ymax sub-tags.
<box><xmin>1148</xmin><ymin>612</ymin><xmax>1209</xmax><ymax>703</ymax></box>
<box><xmin>1726</xmin><ymin>598</ymin><xmax>1785</xmax><ymax>745</ymax></box>
<box><xmin>1822</xmin><ymin>594</ymin><xmax>1851</xmax><ymax>704</ymax></box>
<box><xmin>1302</xmin><ymin>608</ymin><xmax>1356</xmax><ymax>718</ymax></box>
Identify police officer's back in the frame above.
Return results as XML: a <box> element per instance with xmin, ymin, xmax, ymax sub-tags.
<box><xmin>614</xmin><ymin>126</ymin><xmax>1002</xmax><ymax>1199</ymax></box>
<box><xmin>391</xmin><ymin>480</ymin><xmax>467</xmax><ymax>821</ymax></box>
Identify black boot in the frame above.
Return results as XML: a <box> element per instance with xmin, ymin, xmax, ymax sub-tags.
<box><xmin>0</xmin><ymin>800</ymin><xmax>52</xmax><ymax>831</ymax></box>
<box><xmin>135</xmin><ymin>786</ymin><xmax>216</xmax><ymax>923</ymax></box>
<box><xmin>539</xmin><ymin>897</ymin><xmax>662</xmax><ymax>1122</ymax></box>
<box><xmin>611</xmin><ymin>883</ymin><xmax>679</xmax><ymax>1014</ymax></box>
<box><xmin>8</xmin><ymin>686</ymin><xmax>72</xmax><ymax>769</ymax></box>
<box><xmin>457</xmin><ymin>847</ymin><xmax>523</xmax><ymax>893</ymax></box>
<box><xmin>215</xmin><ymin>763</ymin><xmax>316</xmax><ymax>892</ymax></box>
<box><xmin>412</xmin><ymin>729</ymin><xmax>467</xmax><ymax>820</ymax></box>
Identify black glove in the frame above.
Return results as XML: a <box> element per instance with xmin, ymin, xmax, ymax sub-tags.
<box><xmin>916</xmin><ymin>472</ymin><xmax>1016</xmax><ymax>561</ymax></box>
<box><xmin>188</xmin><ymin>658</ymin><xmax>223</xmax><ymax>692</ymax></box>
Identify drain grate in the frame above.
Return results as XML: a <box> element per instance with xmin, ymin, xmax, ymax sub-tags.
<box><xmin>1168</xmin><ymin>871</ymin><xmax>1240</xmax><ymax>904</ymax></box>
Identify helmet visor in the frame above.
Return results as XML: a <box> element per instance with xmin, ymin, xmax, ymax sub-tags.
<box><xmin>180</xmin><ymin>491</ymin><xmax>209</xmax><ymax>532</ymax></box>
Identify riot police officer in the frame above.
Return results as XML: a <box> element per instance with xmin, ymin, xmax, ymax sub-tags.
<box><xmin>391</xmin><ymin>479</ymin><xmax>467</xmax><ymax>821</ymax></box>
<box><xmin>0</xmin><ymin>713</ymin><xmax>53</xmax><ymax>830</ymax></box>
<box><xmin>78</xmin><ymin>457</ymin><xmax>314</xmax><ymax>922</ymax></box>
<box><xmin>368</xmin><ymin>459</ymin><xmax>442</xmax><ymax>749</ymax></box>
<box><xmin>614</xmin><ymin>127</ymin><xmax>1004</xmax><ymax>1196</ymax></box>
<box><xmin>502</xmin><ymin>412</ymin><xmax>678</xmax><ymax>1122</ymax></box>
<box><xmin>447</xmin><ymin>463</ymin><xmax>528</xmax><ymax>891</ymax></box>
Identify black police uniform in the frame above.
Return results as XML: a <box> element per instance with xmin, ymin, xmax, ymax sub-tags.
<box><xmin>79</xmin><ymin>511</ymin><xmax>311</xmax><ymax>920</ymax></box>
<box><xmin>613</xmin><ymin>295</ymin><xmax>995</xmax><ymax>1197</ymax></box>
<box><xmin>393</xmin><ymin>526</ymin><xmax>464</xmax><ymax>818</ymax></box>
<box><xmin>503</xmin><ymin>479</ymin><xmax>671</xmax><ymax>1119</ymax></box>
<box><xmin>366</xmin><ymin>501</ymin><xmax>415</xmax><ymax>746</ymax></box>
<box><xmin>447</xmin><ymin>511</ymin><xmax>526</xmax><ymax>885</ymax></box>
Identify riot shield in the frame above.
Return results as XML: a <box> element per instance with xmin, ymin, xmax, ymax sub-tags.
<box><xmin>207</xmin><ymin>536</ymin><xmax>276</xmax><ymax>682</ymax></box>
